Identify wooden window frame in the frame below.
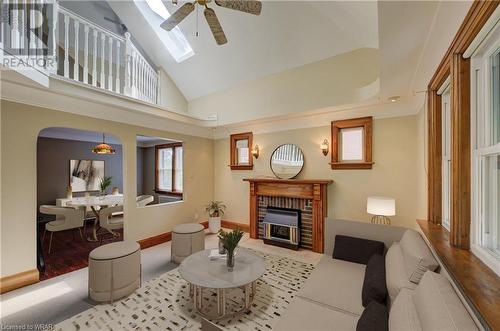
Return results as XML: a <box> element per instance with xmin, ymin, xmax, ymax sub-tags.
<box><xmin>155</xmin><ymin>142</ymin><xmax>183</xmax><ymax>196</ymax></box>
<box><xmin>229</xmin><ymin>132</ymin><xmax>254</xmax><ymax>170</ymax></box>
<box><xmin>330</xmin><ymin>116</ymin><xmax>373</xmax><ymax>169</ymax></box>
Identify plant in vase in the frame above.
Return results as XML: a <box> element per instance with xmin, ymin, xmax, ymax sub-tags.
<box><xmin>218</xmin><ymin>228</ymin><xmax>244</xmax><ymax>272</ymax></box>
<box><xmin>99</xmin><ymin>176</ymin><xmax>112</xmax><ymax>199</ymax></box>
<box><xmin>206</xmin><ymin>201</ymin><xmax>227</xmax><ymax>233</ymax></box>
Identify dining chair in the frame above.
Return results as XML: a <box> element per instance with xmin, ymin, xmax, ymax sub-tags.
<box><xmin>39</xmin><ymin>205</ymin><xmax>86</xmax><ymax>254</ymax></box>
<box><xmin>136</xmin><ymin>195</ymin><xmax>154</xmax><ymax>207</ymax></box>
<box><xmin>98</xmin><ymin>205</ymin><xmax>124</xmax><ymax>245</ymax></box>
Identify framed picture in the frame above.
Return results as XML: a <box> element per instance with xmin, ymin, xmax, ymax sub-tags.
<box><xmin>69</xmin><ymin>160</ymin><xmax>105</xmax><ymax>192</ymax></box>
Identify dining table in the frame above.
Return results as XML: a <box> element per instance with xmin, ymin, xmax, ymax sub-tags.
<box><xmin>66</xmin><ymin>195</ymin><xmax>123</xmax><ymax>242</ymax></box>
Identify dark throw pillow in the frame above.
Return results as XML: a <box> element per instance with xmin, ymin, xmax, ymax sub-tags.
<box><xmin>356</xmin><ymin>301</ymin><xmax>389</xmax><ymax>331</ymax></box>
<box><xmin>332</xmin><ymin>235</ymin><xmax>385</xmax><ymax>265</ymax></box>
<box><xmin>361</xmin><ymin>254</ymin><xmax>388</xmax><ymax>307</ymax></box>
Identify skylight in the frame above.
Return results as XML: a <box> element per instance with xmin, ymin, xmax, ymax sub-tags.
<box><xmin>140</xmin><ymin>0</ymin><xmax>194</xmax><ymax>63</ymax></box>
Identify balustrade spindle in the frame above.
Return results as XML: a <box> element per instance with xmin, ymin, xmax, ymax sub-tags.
<box><xmin>83</xmin><ymin>25</ymin><xmax>89</xmax><ymax>84</ymax></box>
<box><xmin>63</xmin><ymin>14</ymin><xmax>69</xmax><ymax>78</ymax></box>
<box><xmin>108</xmin><ymin>37</ymin><xmax>113</xmax><ymax>91</ymax></box>
<box><xmin>100</xmin><ymin>33</ymin><xmax>105</xmax><ymax>89</ymax></box>
<box><xmin>92</xmin><ymin>29</ymin><xmax>98</xmax><ymax>86</ymax></box>
<box><xmin>115</xmin><ymin>42</ymin><xmax>121</xmax><ymax>93</ymax></box>
<box><xmin>73</xmin><ymin>19</ymin><xmax>79</xmax><ymax>81</ymax></box>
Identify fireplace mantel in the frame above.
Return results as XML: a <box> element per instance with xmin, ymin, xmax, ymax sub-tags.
<box><xmin>243</xmin><ymin>178</ymin><xmax>333</xmax><ymax>253</ymax></box>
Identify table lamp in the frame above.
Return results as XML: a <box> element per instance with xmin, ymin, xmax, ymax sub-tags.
<box><xmin>367</xmin><ymin>196</ymin><xmax>395</xmax><ymax>225</ymax></box>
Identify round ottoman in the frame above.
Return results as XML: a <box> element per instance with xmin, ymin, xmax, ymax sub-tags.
<box><xmin>88</xmin><ymin>241</ymin><xmax>141</xmax><ymax>303</ymax></box>
<box><xmin>172</xmin><ymin>223</ymin><xmax>205</xmax><ymax>264</ymax></box>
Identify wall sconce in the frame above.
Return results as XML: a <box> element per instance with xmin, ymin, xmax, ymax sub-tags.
<box><xmin>251</xmin><ymin>145</ymin><xmax>260</xmax><ymax>159</ymax></box>
<box><xmin>320</xmin><ymin>139</ymin><xmax>329</xmax><ymax>156</ymax></box>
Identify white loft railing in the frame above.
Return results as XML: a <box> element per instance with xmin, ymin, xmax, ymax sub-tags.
<box><xmin>1</xmin><ymin>2</ymin><xmax>159</xmax><ymax>104</ymax></box>
<box><xmin>57</xmin><ymin>6</ymin><xmax>159</xmax><ymax>104</ymax></box>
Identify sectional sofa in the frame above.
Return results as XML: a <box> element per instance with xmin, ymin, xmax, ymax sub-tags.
<box><xmin>275</xmin><ymin>219</ymin><xmax>480</xmax><ymax>331</ymax></box>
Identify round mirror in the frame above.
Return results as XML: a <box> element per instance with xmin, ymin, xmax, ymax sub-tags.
<box><xmin>270</xmin><ymin>144</ymin><xmax>304</xmax><ymax>179</ymax></box>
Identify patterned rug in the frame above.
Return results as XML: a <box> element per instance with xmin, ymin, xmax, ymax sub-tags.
<box><xmin>55</xmin><ymin>249</ymin><xmax>315</xmax><ymax>330</ymax></box>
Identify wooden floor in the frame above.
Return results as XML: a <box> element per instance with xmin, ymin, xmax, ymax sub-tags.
<box><xmin>38</xmin><ymin>223</ymin><xmax>123</xmax><ymax>281</ymax></box>
<box><xmin>418</xmin><ymin>220</ymin><xmax>500</xmax><ymax>330</ymax></box>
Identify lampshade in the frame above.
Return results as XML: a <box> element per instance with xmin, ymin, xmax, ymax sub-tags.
<box><xmin>367</xmin><ymin>196</ymin><xmax>396</xmax><ymax>216</ymax></box>
<box><xmin>92</xmin><ymin>133</ymin><xmax>115</xmax><ymax>154</ymax></box>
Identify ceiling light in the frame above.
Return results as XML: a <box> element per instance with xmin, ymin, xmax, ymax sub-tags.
<box><xmin>92</xmin><ymin>133</ymin><xmax>116</xmax><ymax>155</ymax></box>
<box><xmin>388</xmin><ymin>96</ymin><xmax>400</xmax><ymax>103</ymax></box>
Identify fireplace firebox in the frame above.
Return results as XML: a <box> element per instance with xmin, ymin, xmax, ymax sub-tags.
<box><xmin>262</xmin><ymin>206</ymin><xmax>301</xmax><ymax>250</ymax></box>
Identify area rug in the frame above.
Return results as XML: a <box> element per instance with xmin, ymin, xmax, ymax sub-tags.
<box><xmin>55</xmin><ymin>249</ymin><xmax>315</xmax><ymax>330</ymax></box>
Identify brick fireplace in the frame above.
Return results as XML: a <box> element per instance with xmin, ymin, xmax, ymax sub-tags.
<box><xmin>243</xmin><ymin>178</ymin><xmax>333</xmax><ymax>253</ymax></box>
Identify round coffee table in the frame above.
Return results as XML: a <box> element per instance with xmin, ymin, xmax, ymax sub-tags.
<box><xmin>178</xmin><ymin>248</ymin><xmax>266</xmax><ymax>319</ymax></box>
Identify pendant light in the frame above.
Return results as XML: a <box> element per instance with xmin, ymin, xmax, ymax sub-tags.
<box><xmin>92</xmin><ymin>133</ymin><xmax>116</xmax><ymax>154</ymax></box>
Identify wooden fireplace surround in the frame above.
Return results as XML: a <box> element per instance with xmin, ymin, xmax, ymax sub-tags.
<box><xmin>243</xmin><ymin>178</ymin><xmax>333</xmax><ymax>253</ymax></box>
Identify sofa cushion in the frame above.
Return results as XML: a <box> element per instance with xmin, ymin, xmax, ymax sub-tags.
<box><xmin>298</xmin><ymin>256</ymin><xmax>365</xmax><ymax>316</ymax></box>
<box><xmin>399</xmin><ymin>230</ymin><xmax>439</xmax><ymax>284</ymax></box>
<box><xmin>356</xmin><ymin>301</ymin><xmax>388</xmax><ymax>331</ymax></box>
<box><xmin>362</xmin><ymin>254</ymin><xmax>387</xmax><ymax>307</ymax></box>
<box><xmin>333</xmin><ymin>235</ymin><xmax>385</xmax><ymax>265</ymax></box>
<box><xmin>385</xmin><ymin>243</ymin><xmax>417</xmax><ymax>304</ymax></box>
<box><xmin>389</xmin><ymin>288</ymin><xmax>422</xmax><ymax>331</ymax></box>
<box><xmin>274</xmin><ymin>296</ymin><xmax>358</xmax><ymax>331</ymax></box>
<box><xmin>412</xmin><ymin>271</ymin><xmax>478</xmax><ymax>331</ymax></box>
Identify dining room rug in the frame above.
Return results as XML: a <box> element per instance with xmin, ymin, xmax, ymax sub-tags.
<box><xmin>55</xmin><ymin>248</ymin><xmax>315</xmax><ymax>331</ymax></box>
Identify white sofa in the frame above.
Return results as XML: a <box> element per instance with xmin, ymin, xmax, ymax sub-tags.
<box><xmin>275</xmin><ymin>219</ymin><xmax>480</xmax><ymax>331</ymax></box>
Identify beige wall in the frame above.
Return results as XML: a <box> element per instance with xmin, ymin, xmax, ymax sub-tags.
<box><xmin>214</xmin><ymin>115</ymin><xmax>419</xmax><ymax>229</ymax></box>
<box><xmin>158</xmin><ymin>68</ymin><xmax>188</xmax><ymax>113</ymax></box>
<box><xmin>189</xmin><ymin>48</ymin><xmax>380</xmax><ymax>125</ymax></box>
<box><xmin>416</xmin><ymin>106</ymin><xmax>428</xmax><ymax>220</ymax></box>
<box><xmin>0</xmin><ymin>100</ymin><xmax>213</xmax><ymax>277</ymax></box>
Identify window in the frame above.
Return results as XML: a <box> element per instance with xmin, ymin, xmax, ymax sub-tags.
<box><xmin>331</xmin><ymin>117</ymin><xmax>373</xmax><ymax>169</ymax></box>
<box><xmin>440</xmin><ymin>83</ymin><xmax>451</xmax><ymax>231</ymax></box>
<box><xmin>155</xmin><ymin>143</ymin><xmax>183</xmax><ymax>195</ymax></box>
<box><xmin>471</xmin><ymin>24</ymin><xmax>500</xmax><ymax>275</ymax></box>
<box><xmin>229</xmin><ymin>132</ymin><xmax>254</xmax><ymax>170</ymax></box>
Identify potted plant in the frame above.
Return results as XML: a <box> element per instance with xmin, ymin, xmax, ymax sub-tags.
<box><xmin>218</xmin><ymin>228</ymin><xmax>244</xmax><ymax>271</ymax></box>
<box><xmin>99</xmin><ymin>176</ymin><xmax>113</xmax><ymax>199</ymax></box>
<box><xmin>205</xmin><ymin>201</ymin><xmax>226</xmax><ymax>233</ymax></box>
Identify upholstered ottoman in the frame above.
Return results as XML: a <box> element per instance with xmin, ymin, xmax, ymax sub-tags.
<box><xmin>88</xmin><ymin>241</ymin><xmax>141</xmax><ymax>302</ymax></box>
<box><xmin>172</xmin><ymin>223</ymin><xmax>205</xmax><ymax>263</ymax></box>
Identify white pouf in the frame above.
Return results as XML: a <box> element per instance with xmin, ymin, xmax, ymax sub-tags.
<box><xmin>172</xmin><ymin>223</ymin><xmax>205</xmax><ymax>264</ymax></box>
<box><xmin>88</xmin><ymin>241</ymin><xmax>141</xmax><ymax>303</ymax></box>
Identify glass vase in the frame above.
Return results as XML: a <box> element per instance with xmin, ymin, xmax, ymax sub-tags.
<box><xmin>99</xmin><ymin>190</ymin><xmax>106</xmax><ymax>200</ymax></box>
<box><xmin>226</xmin><ymin>250</ymin><xmax>235</xmax><ymax>272</ymax></box>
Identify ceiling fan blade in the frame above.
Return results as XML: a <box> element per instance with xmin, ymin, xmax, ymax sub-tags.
<box><xmin>160</xmin><ymin>2</ymin><xmax>195</xmax><ymax>31</ymax></box>
<box><xmin>215</xmin><ymin>0</ymin><xmax>262</xmax><ymax>15</ymax></box>
<box><xmin>204</xmin><ymin>8</ymin><xmax>227</xmax><ymax>45</ymax></box>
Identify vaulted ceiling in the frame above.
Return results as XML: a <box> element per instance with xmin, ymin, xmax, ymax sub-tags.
<box><xmin>108</xmin><ymin>1</ymin><xmax>379</xmax><ymax>100</ymax></box>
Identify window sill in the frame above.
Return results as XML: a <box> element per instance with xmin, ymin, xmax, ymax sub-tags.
<box><xmin>329</xmin><ymin>162</ymin><xmax>373</xmax><ymax>170</ymax></box>
<box><xmin>155</xmin><ymin>190</ymin><xmax>183</xmax><ymax>196</ymax></box>
<box><xmin>417</xmin><ymin>220</ymin><xmax>500</xmax><ymax>330</ymax></box>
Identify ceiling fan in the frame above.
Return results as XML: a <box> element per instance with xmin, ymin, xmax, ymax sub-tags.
<box><xmin>160</xmin><ymin>0</ymin><xmax>262</xmax><ymax>45</ymax></box>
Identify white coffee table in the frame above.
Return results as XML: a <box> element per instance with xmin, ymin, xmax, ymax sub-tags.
<box><xmin>178</xmin><ymin>248</ymin><xmax>266</xmax><ymax>319</ymax></box>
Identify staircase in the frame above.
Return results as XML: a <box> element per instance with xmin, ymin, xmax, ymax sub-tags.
<box><xmin>1</xmin><ymin>0</ymin><xmax>159</xmax><ymax>105</ymax></box>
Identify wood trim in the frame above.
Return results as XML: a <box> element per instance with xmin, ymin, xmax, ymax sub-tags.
<box><xmin>221</xmin><ymin>220</ymin><xmax>250</xmax><ymax>233</ymax></box>
<box><xmin>331</xmin><ymin>116</ymin><xmax>373</xmax><ymax>170</ymax></box>
<box><xmin>426</xmin><ymin>1</ymin><xmax>498</xmax><ymax>248</ymax></box>
<box><xmin>155</xmin><ymin>143</ymin><xmax>183</xmax><ymax>194</ymax></box>
<box><xmin>427</xmin><ymin>89</ymin><xmax>442</xmax><ymax>225</ymax></box>
<box><xmin>243</xmin><ymin>178</ymin><xmax>333</xmax><ymax>185</ymax></box>
<box><xmin>418</xmin><ymin>220</ymin><xmax>500</xmax><ymax>330</ymax></box>
<box><xmin>137</xmin><ymin>221</ymin><xmax>209</xmax><ymax>249</ymax></box>
<box><xmin>450</xmin><ymin>54</ymin><xmax>471</xmax><ymax>249</ymax></box>
<box><xmin>0</xmin><ymin>269</ymin><xmax>39</xmax><ymax>294</ymax></box>
<box><xmin>229</xmin><ymin>132</ymin><xmax>254</xmax><ymax>170</ymax></box>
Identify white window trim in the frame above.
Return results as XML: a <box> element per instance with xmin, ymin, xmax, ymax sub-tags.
<box><xmin>439</xmin><ymin>83</ymin><xmax>451</xmax><ymax>231</ymax></box>
<box><xmin>470</xmin><ymin>19</ymin><xmax>500</xmax><ymax>276</ymax></box>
